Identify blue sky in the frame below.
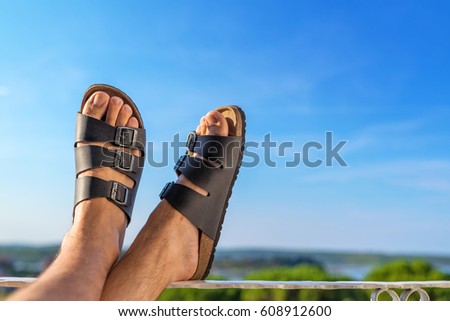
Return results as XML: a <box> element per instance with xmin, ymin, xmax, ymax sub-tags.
<box><xmin>0</xmin><ymin>1</ymin><xmax>449</xmax><ymax>255</ymax></box>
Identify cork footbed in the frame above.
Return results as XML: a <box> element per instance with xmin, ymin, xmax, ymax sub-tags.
<box><xmin>190</xmin><ymin>105</ymin><xmax>246</xmax><ymax>280</ymax></box>
<box><xmin>80</xmin><ymin>84</ymin><xmax>144</xmax><ymax>129</ymax></box>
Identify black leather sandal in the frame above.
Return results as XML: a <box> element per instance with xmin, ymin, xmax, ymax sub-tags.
<box><xmin>74</xmin><ymin>84</ymin><xmax>146</xmax><ymax>225</ymax></box>
<box><xmin>159</xmin><ymin>105</ymin><xmax>245</xmax><ymax>279</ymax></box>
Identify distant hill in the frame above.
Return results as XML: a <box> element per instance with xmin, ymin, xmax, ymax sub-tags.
<box><xmin>211</xmin><ymin>248</ymin><xmax>450</xmax><ymax>279</ymax></box>
<box><xmin>1</xmin><ymin>245</ymin><xmax>450</xmax><ymax>280</ymax></box>
<box><xmin>0</xmin><ymin>245</ymin><xmax>59</xmax><ymax>261</ymax></box>
<box><xmin>0</xmin><ymin>245</ymin><xmax>59</xmax><ymax>276</ymax></box>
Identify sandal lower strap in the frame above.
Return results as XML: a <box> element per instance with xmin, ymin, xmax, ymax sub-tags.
<box><xmin>160</xmin><ymin>182</ymin><xmax>223</xmax><ymax>239</ymax></box>
<box><xmin>75</xmin><ymin>176</ymin><xmax>136</xmax><ymax>224</ymax></box>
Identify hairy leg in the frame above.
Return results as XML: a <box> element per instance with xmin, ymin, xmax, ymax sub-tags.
<box><xmin>101</xmin><ymin>111</ymin><xmax>229</xmax><ymax>300</ymax></box>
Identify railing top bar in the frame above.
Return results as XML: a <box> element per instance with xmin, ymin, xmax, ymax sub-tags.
<box><xmin>170</xmin><ymin>280</ymin><xmax>450</xmax><ymax>290</ymax></box>
<box><xmin>2</xmin><ymin>277</ymin><xmax>450</xmax><ymax>290</ymax></box>
<box><xmin>0</xmin><ymin>277</ymin><xmax>36</xmax><ymax>288</ymax></box>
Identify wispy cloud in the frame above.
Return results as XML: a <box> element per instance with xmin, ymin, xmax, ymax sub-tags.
<box><xmin>0</xmin><ymin>86</ymin><xmax>10</xmax><ymax>96</ymax></box>
<box><xmin>303</xmin><ymin>159</ymin><xmax>450</xmax><ymax>193</ymax></box>
<box><xmin>344</xmin><ymin>118</ymin><xmax>426</xmax><ymax>153</ymax></box>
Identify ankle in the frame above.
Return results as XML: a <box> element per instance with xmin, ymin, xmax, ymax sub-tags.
<box><xmin>67</xmin><ymin>199</ymin><xmax>126</xmax><ymax>263</ymax></box>
<box><xmin>74</xmin><ymin>199</ymin><xmax>127</xmax><ymax>232</ymax></box>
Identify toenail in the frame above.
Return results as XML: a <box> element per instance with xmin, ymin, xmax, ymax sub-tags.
<box><xmin>111</xmin><ymin>96</ymin><xmax>122</xmax><ymax>105</ymax></box>
<box><xmin>123</xmin><ymin>105</ymin><xmax>132</xmax><ymax>114</ymax></box>
<box><xmin>92</xmin><ymin>93</ymin><xmax>108</xmax><ymax>107</ymax></box>
<box><xmin>128</xmin><ymin>117</ymin><xmax>139</xmax><ymax>128</ymax></box>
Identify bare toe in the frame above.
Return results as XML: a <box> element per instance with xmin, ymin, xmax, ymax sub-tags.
<box><xmin>116</xmin><ymin>104</ymin><xmax>133</xmax><ymax>127</ymax></box>
<box><xmin>198</xmin><ymin>116</ymin><xmax>207</xmax><ymax>135</ymax></box>
<box><xmin>82</xmin><ymin>91</ymin><xmax>109</xmax><ymax>119</ymax></box>
<box><xmin>126</xmin><ymin>116</ymin><xmax>139</xmax><ymax>128</ymax></box>
<box><xmin>204</xmin><ymin>110</ymin><xmax>229</xmax><ymax>136</ymax></box>
<box><xmin>105</xmin><ymin>96</ymin><xmax>124</xmax><ymax>126</ymax></box>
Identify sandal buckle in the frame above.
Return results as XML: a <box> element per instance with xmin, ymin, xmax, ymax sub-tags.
<box><xmin>174</xmin><ymin>154</ymin><xmax>187</xmax><ymax>172</ymax></box>
<box><xmin>115</xmin><ymin>127</ymin><xmax>137</xmax><ymax>148</ymax></box>
<box><xmin>186</xmin><ymin>131</ymin><xmax>198</xmax><ymax>152</ymax></box>
<box><xmin>114</xmin><ymin>150</ymin><xmax>133</xmax><ymax>171</ymax></box>
<box><xmin>159</xmin><ymin>182</ymin><xmax>173</xmax><ymax>199</ymax></box>
<box><xmin>111</xmin><ymin>181</ymin><xmax>129</xmax><ymax>206</ymax></box>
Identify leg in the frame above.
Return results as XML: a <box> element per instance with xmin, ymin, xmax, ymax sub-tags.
<box><xmin>8</xmin><ymin>91</ymin><xmax>140</xmax><ymax>300</ymax></box>
<box><xmin>101</xmin><ymin>111</ymin><xmax>230</xmax><ymax>300</ymax></box>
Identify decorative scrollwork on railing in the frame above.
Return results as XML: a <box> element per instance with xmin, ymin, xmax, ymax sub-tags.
<box><xmin>370</xmin><ymin>288</ymin><xmax>431</xmax><ymax>301</ymax></box>
<box><xmin>399</xmin><ymin>288</ymin><xmax>430</xmax><ymax>301</ymax></box>
<box><xmin>370</xmin><ymin>288</ymin><xmax>400</xmax><ymax>301</ymax></box>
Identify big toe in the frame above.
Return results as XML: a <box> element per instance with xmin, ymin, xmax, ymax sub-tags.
<box><xmin>199</xmin><ymin>110</ymin><xmax>229</xmax><ymax>136</ymax></box>
<box><xmin>82</xmin><ymin>91</ymin><xmax>109</xmax><ymax>120</ymax></box>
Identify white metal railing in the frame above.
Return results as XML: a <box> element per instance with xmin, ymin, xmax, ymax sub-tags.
<box><xmin>2</xmin><ymin>277</ymin><xmax>450</xmax><ymax>301</ymax></box>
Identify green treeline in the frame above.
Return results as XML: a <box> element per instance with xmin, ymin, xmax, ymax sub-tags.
<box><xmin>159</xmin><ymin>260</ymin><xmax>450</xmax><ymax>301</ymax></box>
<box><xmin>1</xmin><ymin>250</ymin><xmax>450</xmax><ymax>301</ymax></box>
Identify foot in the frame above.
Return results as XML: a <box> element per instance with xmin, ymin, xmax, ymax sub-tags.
<box><xmin>8</xmin><ymin>90</ymin><xmax>143</xmax><ymax>301</ymax></box>
<box><xmin>70</xmin><ymin>91</ymin><xmax>142</xmax><ymax>260</ymax></box>
<box><xmin>100</xmin><ymin>110</ymin><xmax>229</xmax><ymax>300</ymax></box>
<box><xmin>170</xmin><ymin>110</ymin><xmax>230</xmax><ymax>279</ymax></box>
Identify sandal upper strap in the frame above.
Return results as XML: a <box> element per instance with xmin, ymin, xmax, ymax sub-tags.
<box><xmin>75</xmin><ymin>113</ymin><xmax>146</xmax><ymax>151</ymax></box>
<box><xmin>186</xmin><ymin>131</ymin><xmax>243</xmax><ymax>165</ymax></box>
<box><xmin>174</xmin><ymin>133</ymin><xmax>243</xmax><ymax>192</ymax></box>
